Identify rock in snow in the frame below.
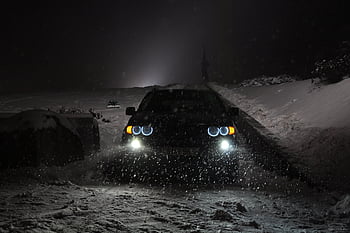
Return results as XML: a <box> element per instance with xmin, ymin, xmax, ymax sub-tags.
<box><xmin>211</xmin><ymin>209</ymin><xmax>233</xmax><ymax>221</ymax></box>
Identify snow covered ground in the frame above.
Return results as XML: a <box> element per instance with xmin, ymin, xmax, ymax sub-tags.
<box><xmin>210</xmin><ymin>78</ymin><xmax>350</xmax><ymax>190</ymax></box>
<box><xmin>1</xmin><ymin>180</ymin><xmax>346</xmax><ymax>233</ymax></box>
<box><xmin>0</xmin><ymin>86</ymin><xmax>349</xmax><ymax>232</ymax></box>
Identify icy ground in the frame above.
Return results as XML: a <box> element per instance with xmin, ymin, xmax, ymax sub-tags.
<box><xmin>0</xmin><ymin>86</ymin><xmax>349</xmax><ymax>232</ymax></box>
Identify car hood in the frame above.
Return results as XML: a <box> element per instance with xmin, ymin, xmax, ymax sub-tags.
<box><xmin>128</xmin><ymin>112</ymin><xmax>232</xmax><ymax>127</ymax></box>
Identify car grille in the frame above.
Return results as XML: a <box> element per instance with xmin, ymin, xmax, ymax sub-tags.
<box><xmin>147</xmin><ymin>124</ymin><xmax>210</xmax><ymax>147</ymax></box>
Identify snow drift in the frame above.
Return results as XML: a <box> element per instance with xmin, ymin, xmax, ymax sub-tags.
<box><xmin>211</xmin><ymin>78</ymin><xmax>350</xmax><ymax>190</ymax></box>
<box><xmin>0</xmin><ymin>110</ymin><xmax>84</xmax><ymax>168</ymax></box>
<box><xmin>239</xmin><ymin>74</ymin><xmax>297</xmax><ymax>87</ymax></box>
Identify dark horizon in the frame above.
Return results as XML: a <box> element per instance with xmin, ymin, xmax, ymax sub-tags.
<box><xmin>1</xmin><ymin>0</ymin><xmax>350</xmax><ymax>91</ymax></box>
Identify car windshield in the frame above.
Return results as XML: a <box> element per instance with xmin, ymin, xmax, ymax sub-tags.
<box><xmin>139</xmin><ymin>90</ymin><xmax>225</xmax><ymax>114</ymax></box>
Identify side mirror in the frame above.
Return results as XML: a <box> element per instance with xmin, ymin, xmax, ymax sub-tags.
<box><xmin>229</xmin><ymin>107</ymin><xmax>239</xmax><ymax>116</ymax></box>
<box><xmin>126</xmin><ymin>107</ymin><xmax>136</xmax><ymax>116</ymax></box>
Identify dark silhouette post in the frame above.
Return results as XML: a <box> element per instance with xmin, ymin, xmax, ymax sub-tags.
<box><xmin>201</xmin><ymin>47</ymin><xmax>210</xmax><ymax>82</ymax></box>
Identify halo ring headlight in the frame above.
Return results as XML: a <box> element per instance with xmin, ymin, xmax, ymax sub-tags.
<box><xmin>208</xmin><ymin>126</ymin><xmax>220</xmax><ymax>137</ymax></box>
<box><xmin>219</xmin><ymin>126</ymin><xmax>229</xmax><ymax>136</ymax></box>
<box><xmin>141</xmin><ymin>126</ymin><xmax>153</xmax><ymax>136</ymax></box>
<box><xmin>132</xmin><ymin>126</ymin><xmax>142</xmax><ymax>135</ymax></box>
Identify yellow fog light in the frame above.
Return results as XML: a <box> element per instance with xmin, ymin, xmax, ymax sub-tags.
<box><xmin>220</xmin><ymin>140</ymin><xmax>230</xmax><ymax>151</ymax></box>
<box><xmin>130</xmin><ymin>139</ymin><xmax>141</xmax><ymax>149</ymax></box>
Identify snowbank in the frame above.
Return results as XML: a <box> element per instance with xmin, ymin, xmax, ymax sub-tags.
<box><xmin>0</xmin><ymin>110</ymin><xmax>84</xmax><ymax>167</ymax></box>
<box><xmin>0</xmin><ymin>109</ymin><xmax>77</xmax><ymax>134</ymax></box>
<box><xmin>211</xmin><ymin>79</ymin><xmax>350</xmax><ymax>190</ymax></box>
<box><xmin>239</xmin><ymin>75</ymin><xmax>297</xmax><ymax>87</ymax></box>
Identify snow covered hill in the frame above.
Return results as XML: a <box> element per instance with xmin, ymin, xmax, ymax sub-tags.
<box><xmin>1</xmin><ymin>85</ymin><xmax>350</xmax><ymax>232</ymax></box>
<box><xmin>211</xmin><ymin>78</ymin><xmax>350</xmax><ymax>189</ymax></box>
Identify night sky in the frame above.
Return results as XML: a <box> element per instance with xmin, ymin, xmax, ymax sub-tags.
<box><xmin>1</xmin><ymin>0</ymin><xmax>350</xmax><ymax>91</ymax></box>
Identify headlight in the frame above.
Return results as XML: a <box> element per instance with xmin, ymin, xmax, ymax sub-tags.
<box><xmin>141</xmin><ymin>126</ymin><xmax>153</xmax><ymax>136</ymax></box>
<box><xmin>132</xmin><ymin>126</ymin><xmax>142</xmax><ymax>135</ymax></box>
<box><xmin>126</xmin><ymin>126</ymin><xmax>133</xmax><ymax>134</ymax></box>
<box><xmin>219</xmin><ymin>127</ymin><xmax>229</xmax><ymax>136</ymax></box>
<box><xmin>208</xmin><ymin>126</ymin><xmax>220</xmax><ymax>137</ymax></box>
<box><xmin>208</xmin><ymin>126</ymin><xmax>235</xmax><ymax>137</ymax></box>
<box><xmin>220</xmin><ymin>140</ymin><xmax>230</xmax><ymax>150</ymax></box>
<box><xmin>130</xmin><ymin>139</ymin><xmax>141</xmax><ymax>149</ymax></box>
<box><xmin>126</xmin><ymin>125</ymin><xmax>153</xmax><ymax>136</ymax></box>
<box><xmin>228</xmin><ymin>126</ymin><xmax>235</xmax><ymax>135</ymax></box>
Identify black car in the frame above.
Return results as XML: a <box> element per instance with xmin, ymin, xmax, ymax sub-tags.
<box><xmin>117</xmin><ymin>88</ymin><xmax>240</xmax><ymax>183</ymax></box>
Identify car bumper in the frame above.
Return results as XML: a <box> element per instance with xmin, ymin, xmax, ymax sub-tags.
<box><xmin>121</xmin><ymin>135</ymin><xmax>238</xmax><ymax>156</ymax></box>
